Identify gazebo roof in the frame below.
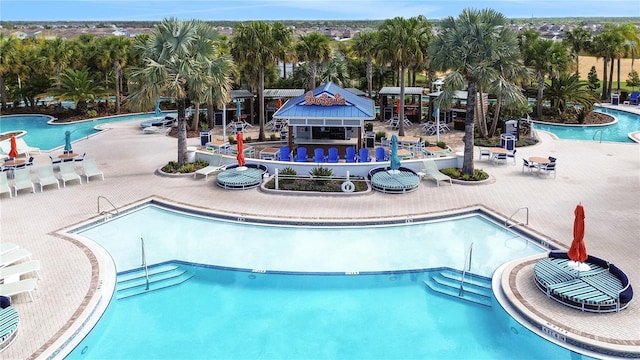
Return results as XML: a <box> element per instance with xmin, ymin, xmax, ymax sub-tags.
<box><xmin>379</xmin><ymin>87</ymin><xmax>425</xmax><ymax>96</ymax></box>
<box><xmin>274</xmin><ymin>82</ymin><xmax>375</xmax><ymax>121</ymax></box>
<box><xmin>263</xmin><ymin>89</ymin><xmax>305</xmax><ymax>99</ymax></box>
<box><xmin>229</xmin><ymin>89</ymin><xmax>254</xmax><ymax>99</ymax></box>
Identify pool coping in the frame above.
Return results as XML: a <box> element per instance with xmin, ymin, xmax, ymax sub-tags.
<box><xmin>38</xmin><ymin>195</ymin><xmax>637</xmax><ymax>359</ymax></box>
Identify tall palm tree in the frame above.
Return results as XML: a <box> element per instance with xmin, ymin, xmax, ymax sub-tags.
<box><xmin>614</xmin><ymin>24</ymin><xmax>640</xmax><ymax>92</ymax></box>
<box><xmin>563</xmin><ymin>27</ymin><xmax>592</xmax><ymax>75</ymax></box>
<box><xmin>232</xmin><ymin>21</ymin><xmax>290</xmax><ymax>142</ymax></box>
<box><xmin>430</xmin><ymin>8</ymin><xmax>518</xmax><ymax>175</ymax></box>
<box><xmin>127</xmin><ymin>18</ymin><xmax>234</xmax><ymax>167</ymax></box>
<box><xmin>351</xmin><ymin>30</ymin><xmax>379</xmax><ymax>98</ymax></box>
<box><xmin>296</xmin><ymin>32</ymin><xmax>332</xmax><ymax>90</ymax></box>
<box><xmin>377</xmin><ymin>16</ymin><xmax>431</xmax><ymax>136</ymax></box>
<box><xmin>272</xmin><ymin>23</ymin><xmax>295</xmax><ymax>80</ymax></box>
<box><xmin>544</xmin><ymin>73</ymin><xmax>597</xmax><ymax>118</ymax></box>
<box><xmin>0</xmin><ymin>34</ymin><xmax>21</xmax><ymax>110</ymax></box>
<box><xmin>100</xmin><ymin>36</ymin><xmax>132</xmax><ymax>113</ymax></box>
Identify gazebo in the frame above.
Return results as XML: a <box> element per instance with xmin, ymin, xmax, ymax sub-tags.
<box><xmin>273</xmin><ymin>82</ymin><xmax>375</xmax><ymax>153</ymax></box>
<box><xmin>378</xmin><ymin>87</ymin><xmax>425</xmax><ymax>122</ymax></box>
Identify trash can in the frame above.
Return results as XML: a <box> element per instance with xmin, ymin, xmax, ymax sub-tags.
<box><xmin>611</xmin><ymin>93</ymin><xmax>620</xmax><ymax>105</ymax></box>
<box><xmin>365</xmin><ymin>131</ymin><xmax>375</xmax><ymax>148</ymax></box>
<box><xmin>500</xmin><ymin>133</ymin><xmax>516</xmax><ymax>151</ymax></box>
<box><xmin>503</xmin><ymin>119</ymin><xmax>519</xmax><ymax>141</ymax></box>
<box><xmin>200</xmin><ymin>130</ymin><xmax>211</xmax><ymax>146</ymax></box>
<box><xmin>187</xmin><ymin>146</ymin><xmax>197</xmax><ymax>163</ymax></box>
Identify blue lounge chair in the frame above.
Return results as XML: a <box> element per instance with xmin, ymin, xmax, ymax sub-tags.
<box><xmin>344</xmin><ymin>147</ymin><xmax>357</xmax><ymax>163</ymax></box>
<box><xmin>375</xmin><ymin>147</ymin><xmax>388</xmax><ymax>162</ymax></box>
<box><xmin>279</xmin><ymin>146</ymin><xmax>291</xmax><ymax>161</ymax></box>
<box><xmin>313</xmin><ymin>148</ymin><xmax>325</xmax><ymax>162</ymax></box>
<box><xmin>629</xmin><ymin>91</ymin><xmax>639</xmax><ymax>106</ymax></box>
<box><xmin>326</xmin><ymin>147</ymin><xmax>339</xmax><ymax>163</ymax></box>
<box><xmin>294</xmin><ymin>147</ymin><xmax>308</xmax><ymax>162</ymax></box>
<box><xmin>358</xmin><ymin>148</ymin><xmax>371</xmax><ymax>162</ymax></box>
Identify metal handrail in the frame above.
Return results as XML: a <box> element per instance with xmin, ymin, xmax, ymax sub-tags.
<box><xmin>97</xmin><ymin>195</ymin><xmax>119</xmax><ymax>216</ymax></box>
<box><xmin>592</xmin><ymin>129</ymin><xmax>603</xmax><ymax>143</ymax></box>
<box><xmin>459</xmin><ymin>242</ymin><xmax>474</xmax><ymax>296</ymax></box>
<box><xmin>505</xmin><ymin>207</ymin><xmax>529</xmax><ymax>228</ymax></box>
<box><xmin>141</xmin><ymin>237</ymin><xmax>149</xmax><ymax>290</ymax></box>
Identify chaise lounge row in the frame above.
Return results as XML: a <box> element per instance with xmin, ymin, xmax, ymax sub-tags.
<box><xmin>534</xmin><ymin>251</ymin><xmax>633</xmax><ymax>313</ymax></box>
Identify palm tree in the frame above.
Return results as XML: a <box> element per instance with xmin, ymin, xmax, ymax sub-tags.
<box><xmin>272</xmin><ymin>23</ymin><xmax>295</xmax><ymax>80</ymax></box>
<box><xmin>430</xmin><ymin>8</ymin><xmax>518</xmax><ymax>175</ymax></box>
<box><xmin>0</xmin><ymin>34</ymin><xmax>21</xmax><ymax>110</ymax></box>
<box><xmin>296</xmin><ymin>32</ymin><xmax>332</xmax><ymax>90</ymax></box>
<box><xmin>232</xmin><ymin>21</ymin><xmax>290</xmax><ymax>141</ymax></box>
<box><xmin>544</xmin><ymin>73</ymin><xmax>597</xmax><ymax>119</ymax></box>
<box><xmin>563</xmin><ymin>27</ymin><xmax>592</xmax><ymax>75</ymax></box>
<box><xmin>377</xmin><ymin>16</ymin><xmax>432</xmax><ymax>136</ymax></box>
<box><xmin>47</xmin><ymin>67</ymin><xmax>106</xmax><ymax>114</ymax></box>
<box><xmin>100</xmin><ymin>36</ymin><xmax>132</xmax><ymax>113</ymax></box>
<box><xmin>318</xmin><ymin>50</ymin><xmax>351</xmax><ymax>86</ymax></box>
<box><xmin>614</xmin><ymin>24</ymin><xmax>640</xmax><ymax>92</ymax></box>
<box><xmin>127</xmin><ymin>18</ymin><xmax>234</xmax><ymax>167</ymax></box>
<box><xmin>351</xmin><ymin>31</ymin><xmax>379</xmax><ymax>98</ymax></box>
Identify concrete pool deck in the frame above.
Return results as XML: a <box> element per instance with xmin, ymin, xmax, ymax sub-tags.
<box><xmin>0</xmin><ymin>105</ymin><xmax>639</xmax><ymax>359</ymax></box>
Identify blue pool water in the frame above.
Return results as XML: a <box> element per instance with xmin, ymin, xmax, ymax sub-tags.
<box><xmin>62</xmin><ymin>205</ymin><xmax>593</xmax><ymax>359</ymax></box>
<box><xmin>0</xmin><ymin>113</ymin><xmax>166</xmax><ymax>151</ymax></box>
<box><xmin>533</xmin><ymin>107</ymin><xmax>640</xmax><ymax>143</ymax></box>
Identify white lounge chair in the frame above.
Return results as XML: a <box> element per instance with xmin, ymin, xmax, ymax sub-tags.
<box><xmin>420</xmin><ymin>160</ymin><xmax>452</xmax><ymax>187</ymax></box>
<box><xmin>0</xmin><ymin>260</ymin><xmax>41</xmax><ymax>282</ymax></box>
<box><xmin>36</xmin><ymin>164</ymin><xmax>60</xmax><ymax>192</ymax></box>
<box><xmin>0</xmin><ymin>278</ymin><xmax>38</xmax><ymax>302</ymax></box>
<box><xmin>0</xmin><ymin>172</ymin><xmax>11</xmax><ymax>198</ymax></box>
<box><xmin>194</xmin><ymin>154</ymin><xmax>226</xmax><ymax>180</ymax></box>
<box><xmin>0</xmin><ymin>248</ymin><xmax>32</xmax><ymax>268</ymax></box>
<box><xmin>0</xmin><ymin>242</ymin><xmax>19</xmax><ymax>256</ymax></box>
<box><xmin>15</xmin><ymin>138</ymin><xmax>40</xmax><ymax>154</ymax></box>
<box><xmin>80</xmin><ymin>159</ymin><xmax>104</xmax><ymax>183</ymax></box>
<box><xmin>12</xmin><ymin>168</ymin><xmax>35</xmax><ymax>195</ymax></box>
<box><xmin>58</xmin><ymin>162</ymin><xmax>81</xmax><ymax>187</ymax></box>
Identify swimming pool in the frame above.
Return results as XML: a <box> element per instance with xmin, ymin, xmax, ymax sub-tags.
<box><xmin>0</xmin><ymin>112</ymin><xmax>168</xmax><ymax>151</ymax></box>
<box><xmin>61</xmin><ymin>204</ymin><xmax>594</xmax><ymax>359</ymax></box>
<box><xmin>533</xmin><ymin>107</ymin><xmax>640</xmax><ymax>143</ymax></box>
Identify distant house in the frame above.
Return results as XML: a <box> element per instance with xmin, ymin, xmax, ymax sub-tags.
<box><xmin>11</xmin><ymin>31</ymin><xmax>30</xmax><ymax>40</ymax></box>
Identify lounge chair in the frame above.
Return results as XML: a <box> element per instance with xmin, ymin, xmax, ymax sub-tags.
<box><xmin>74</xmin><ymin>152</ymin><xmax>86</xmax><ymax>163</ymax></box>
<box><xmin>0</xmin><ymin>260</ymin><xmax>41</xmax><ymax>282</ymax></box>
<box><xmin>49</xmin><ymin>155</ymin><xmax>62</xmax><ymax>168</ymax></box>
<box><xmin>0</xmin><ymin>172</ymin><xmax>11</xmax><ymax>198</ymax></box>
<box><xmin>15</xmin><ymin>138</ymin><xmax>40</xmax><ymax>155</ymax></box>
<box><xmin>36</xmin><ymin>164</ymin><xmax>60</xmax><ymax>192</ymax></box>
<box><xmin>0</xmin><ymin>306</ymin><xmax>20</xmax><ymax>351</ymax></box>
<box><xmin>358</xmin><ymin>148</ymin><xmax>371</xmax><ymax>162</ymax></box>
<box><xmin>294</xmin><ymin>147</ymin><xmax>308</xmax><ymax>162</ymax></box>
<box><xmin>313</xmin><ymin>148</ymin><xmax>326</xmax><ymax>162</ymax></box>
<box><xmin>12</xmin><ymin>168</ymin><xmax>34</xmax><ymax>196</ymax></box>
<box><xmin>194</xmin><ymin>154</ymin><xmax>226</xmax><ymax>180</ymax></box>
<box><xmin>0</xmin><ymin>242</ymin><xmax>19</xmax><ymax>256</ymax></box>
<box><xmin>344</xmin><ymin>147</ymin><xmax>357</xmax><ymax>163</ymax></box>
<box><xmin>0</xmin><ymin>278</ymin><xmax>38</xmax><ymax>302</ymax></box>
<box><xmin>0</xmin><ymin>248</ymin><xmax>32</xmax><ymax>267</ymax></box>
<box><xmin>58</xmin><ymin>162</ymin><xmax>82</xmax><ymax>187</ymax></box>
<box><xmin>326</xmin><ymin>147</ymin><xmax>340</xmax><ymax>163</ymax></box>
<box><xmin>629</xmin><ymin>91</ymin><xmax>639</xmax><ymax>106</ymax></box>
<box><xmin>420</xmin><ymin>160</ymin><xmax>452</xmax><ymax>187</ymax></box>
<box><xmin>80</xmin><ymin>159</ymin><xmax>104</xmax><ymax>183</ymax></box>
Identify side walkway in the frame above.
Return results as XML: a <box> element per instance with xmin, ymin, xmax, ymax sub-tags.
<box><xmin>0</xmin><ymin>116</ymin><xmax>638</xmax><ymax>359</ymax></box>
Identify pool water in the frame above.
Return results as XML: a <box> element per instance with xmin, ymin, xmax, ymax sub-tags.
<box><xmin>533</xmin><ymin>107</ymin><xmax>640</xmax><ymax>143</ymax></box>
<box><xmin>0</xmin><ymin>113</ymin><xmax>167</xmax><ymax>151</ymax></box>
<box><xmin>61</xmin><ymin>205</ymin><xmax>595</xmax><ymax>359</ymax></box>
<box><xmin>66</xmin><ymin>265</ymin><xmax>591</xmax><ymax>360</ymax></box>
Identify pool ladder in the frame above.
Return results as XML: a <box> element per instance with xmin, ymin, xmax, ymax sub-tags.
<box><xmin>97</xmin><ymin>195</ymin><xmax>119</xmax><ymax>217</ymax></box>
<box><xmin>140</xmin><ymin>237</ymin><xmax>149</xmax><ymax>290</ymax></box>
<box><xmin>505</xmin><ymin>207</ymin><xmax>529</xmax><ymax>229</ymax></box>
<box><xmin>459</xmin><ymin>242</ymin><xmax>474</xmax><ymax>296</ymax></box>
<box><xmin>592</xmin><ymin>129</ymin><xmax>603</xmax><ymax>143</ymax></box>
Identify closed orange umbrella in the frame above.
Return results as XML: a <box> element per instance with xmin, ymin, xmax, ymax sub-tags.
<box><xmin>396</xmin><ymin>98</ymin><xmax>401</xmax><ymax>114</ymax></box>
<box><xmin>277</xmin><ymin>98</ymin><xmax>282</xmax><ymax>109</ymax></box>
<box><xmin>236</xmin><ymin>132</ymin><xmax>246</xmax><ymax>167</ymax></box>
<box><xmin>8</xmin><ymin>136</ymin><xmax>18</xmax><ymax>158</ymax></box>
<box><xmin>568</xmin><ymin>204</ymin><xmax>589</xmax><ymax>269</ymax></box>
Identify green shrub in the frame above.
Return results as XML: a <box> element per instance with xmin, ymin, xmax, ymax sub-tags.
<box><xmin>309</xmin><ymin>166</ymin><xmax>334</xmax><ymax>184</ymax></box>
<box><xmin>86</xmin><ymin>110</ymin><xmax>98</xmax><ymax>118</ymax></box>
<box><xmin>269</xmin><ymin>133</ymin><xmax>277</xmax><ymax>140</ymax></box>
<box><xmin>441</xmin><ymin>167</ymin><xmax>461</xmax><ymax>178</ymax></box>
<box><xmin>278</xmin><ymin>167</ymin><xmax>297</xmax><ymax>185</ymax></box>
<box><xmin>178</xmin><ymin>164</ymin><xmax>195</xmax><ymax>173</ymax></box>
<box><xmin>245</xmin><ymin>136</ymin><xmax>252</xmax><ymax>142</ymax></box>
<box><xmin>375</xmin><ymin>131</ymin><xmax>386</xmax><ymax>142</ymax></box>
<box><xmin>436</xmin><ymin>141</ymin><xmax>447</xmax><ymax>149</ymax></box>
<box><xmin>279</xmin><ymin>167</ymin><xmax>297</xmax><ymax>176</ymax></box>
<box><xmin>364</xmin><ymin>122</ymin><xmax>374</xmax><ymax>132</ymax></box>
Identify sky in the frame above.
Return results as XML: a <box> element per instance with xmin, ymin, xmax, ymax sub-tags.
<box><xmin>1</xmin><ymin>0</ymin><xmax>638</xmax><ymax>22</ymax></box>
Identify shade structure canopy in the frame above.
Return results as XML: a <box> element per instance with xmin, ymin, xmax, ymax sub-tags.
<box><xmin>236</xmin><ymin>132</ymin><xmax>246</xmax><ymax>167</ymax></box>
<box><xmin>567</xmin><ymin>203</ymin><xmax>589</xmax><ymax>270</ymax></box>
<box><xmin>8</xmin><ymin>136</ymin><xmax>18</xmax><ymax>158</ymax></box>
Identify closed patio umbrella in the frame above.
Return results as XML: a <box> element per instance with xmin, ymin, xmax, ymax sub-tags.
<box><xmin>236</xmin><ymin>132</ymin><xmax>246</xmax><ymax>168</ymax></box>
<box><xmin>277</xmin><ymin>98</ymin><xmax>282</xmax><ymax>109</ymax></box>
<box><xmin>8</xmin><ymin>136</ymin><xmax>18</xmax><ymax>158</ymax></box>
<box><xmin>154</xmin><ymin>99</ymin><xmax>161</xmax><ymax>117</ymax></box>
<box><xmin>64</xmin><ymin>131</ymin><xmax>72</xmax><ymax>153</ymax></box>
<box><xmin>567</xmin><ymin>203</ymin><xmax>590</xmax><ymax>271</ymax></box>
<box><xmin>389</xmin><ymin>134</ymin><xmax>401</xmax><ymax>172</ymax></box>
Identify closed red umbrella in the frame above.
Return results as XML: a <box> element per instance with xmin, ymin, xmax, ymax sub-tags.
<box><xmin>277</xmin><ymin>98</ymin><xmax>282</xmax><ymax>109</ymax></box>
<box><xmin>236</xmin><ymin>132</ymin><xmax>246</xmax><ymax>167</ymax></box>
<box><xmin>567</xmin><ymin>203</ymin><xmax>589</xmax><ymax>270</ymax></box>
<box><xmin>8</xmin><ymin>136</ymin><xmax>18</xmax><ymax>158</ymax></box>
<box><xmin>396</xmin><ymin>98</ymin><xmax>401</xmax><ymax>114</ymax></box>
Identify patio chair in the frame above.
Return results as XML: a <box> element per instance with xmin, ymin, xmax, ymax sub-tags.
<box><xmin>16</xmin><ymin>156</ymin><xmax>34</xmax><ymax>169</ymax></box>
<box><xmin>12</xmin><ymin>168</ymin><xmax>35</xmax><ymax>196</ymax></box>
<box><xmin>327</xmin><ymin>147</ymin><xmax>340</xmax><ymax>163</ymax></box>
<box><xmin>375</xmin><ymin>147</ymin><xmax>388</xmax><ymax>162</ymax></box>
<box><xmin>58</xmin><ymin>162</ymin><xmax>82</xmax><ymax>187</ymax></box>
<box><xmin>0</xmin><ymin>172</ymin><xmax>11</xmax><ymax>198</ymax></box>
<box><xmin>507</xmin><ymin>149</ymin><xmax>517</xmax><ymax>164</ymax></box>
<box><xmin>358</xmin><ymin>148</ymin><xmax>371</xmax><ymax>163</ymax></box>
<box><xmin>279</xmin><ymin>146</ymin><xmax>291</xmax><ymax>162</ymax></box>
<box><xmin>478</xmin><ymin>147</ymin><xmax>491</xmax><ymax>161</ymax></box>
<box><xmin>74</xmin><ymin>152</ymin><xmax>86</xmax><ymax>163</ymax></box>
<box><xmin>344</xmin><ymin>147</ymin><xmax>357</xmax><ymax>163</ymax></box>
<box><xmin>313</xmin><ymin>148</ymin><xmax>326</xmax><ymax>162</ymax></box>
<box><xmin>629</xmin><ymin>91</ymin><xmax>639</xmax><ymax>106</ymax></box>
<box><xmin>36</xmin><ymin>164</ymin><xmax>60</xmax><ymax>192</ymax></box>
<box><xmin>420</xmin><ymin>159</ymin><xmax>452</xmax><ymax>187</ymax></box>
<box><xmin>294</xmin><ymin>147</ymin><xmax>308</xmax><ymax>162</ymax></box>
<box><xmin>541</xmin><ymin>159</ymin><xmax>557</xmax><ymax>178</ymax></box>
<box><xmin>522</xmin><ymin>159</ymin><xmax>536</xmax><ymax>174</ymax></box>
<box><xmin>81</xmin><ymin>159</ymin><xmax>105</xmax><ymax>183</ymax></box>
<box><xmin>49</xmin><ymin>155</ymin><xmax>62</xmax><ymax>167</ymax></box>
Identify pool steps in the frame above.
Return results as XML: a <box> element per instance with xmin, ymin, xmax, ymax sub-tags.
<box><xmin>116</xmin><ymin>264</ymin><xmax>193</xmax><ymax>300</ymax></box>
<box><xmin>423</xmin><ymin>269</ymin><xmax>493</xmax><ymax>307</ymax></box>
